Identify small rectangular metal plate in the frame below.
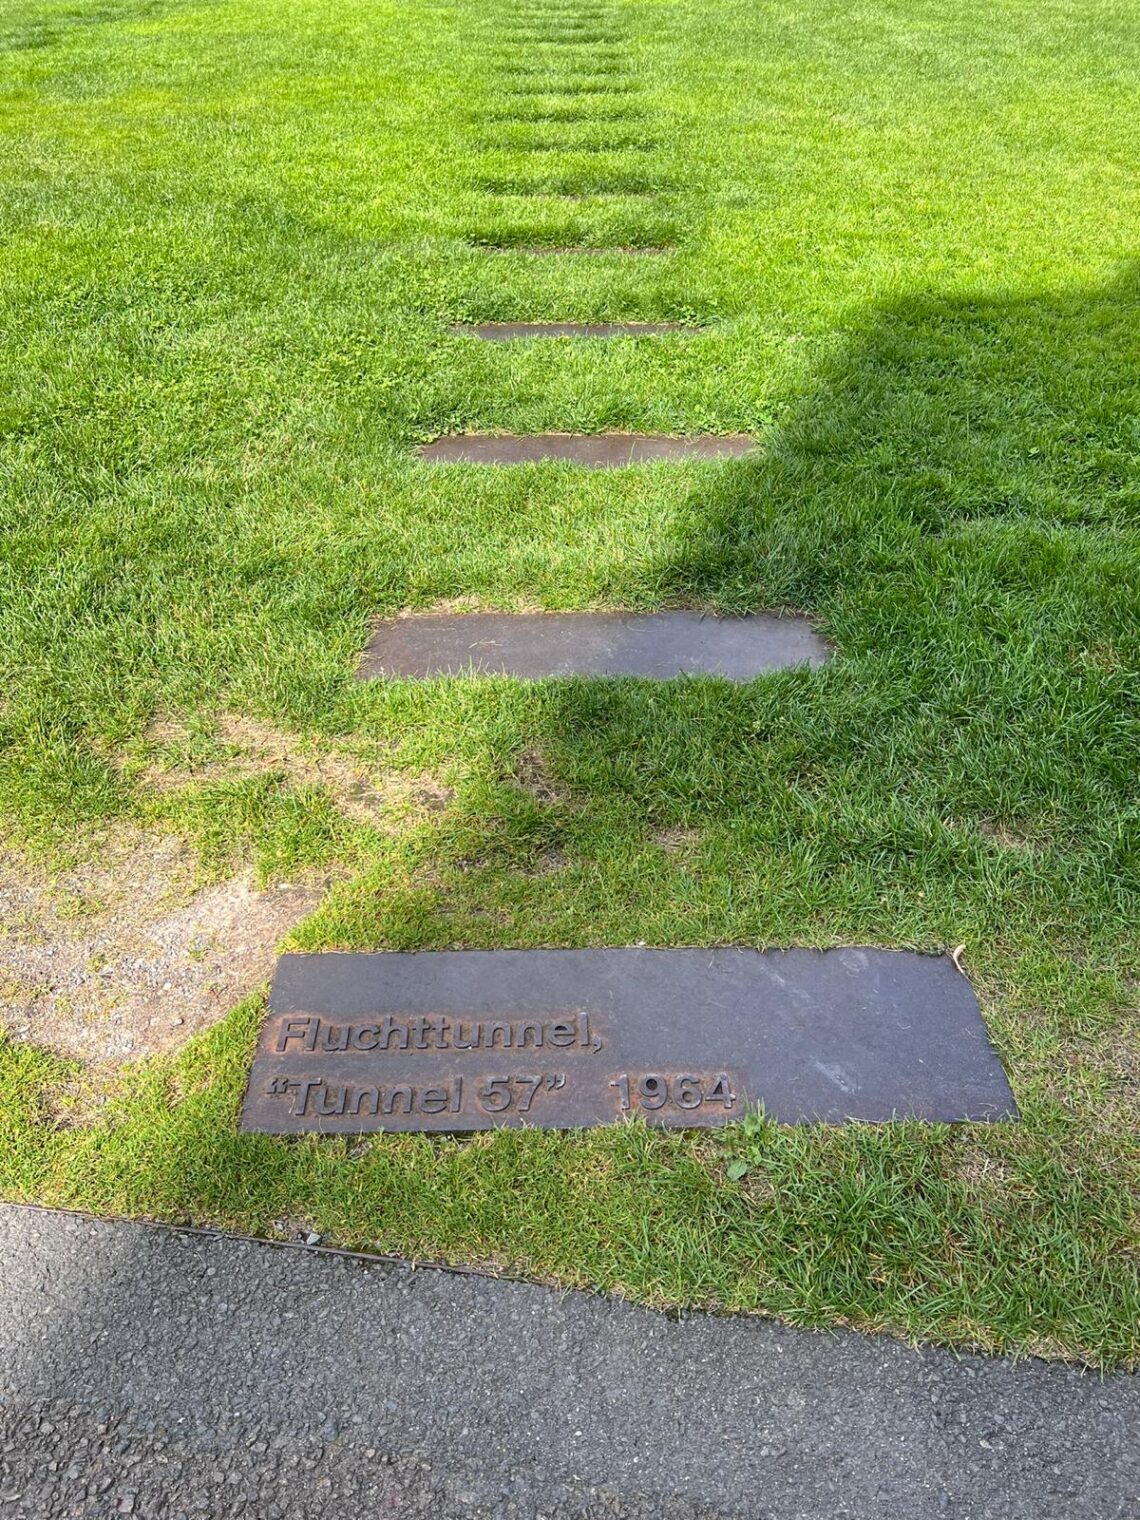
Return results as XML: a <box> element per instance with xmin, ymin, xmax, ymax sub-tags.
<box><xmin>506</xmin><ymin>79</ymin><xmax>636</xmax><ymax>94</ymax></box>
<box><xmin>240</xmin><ymin>948</ymin><xmax>1018</xmax><ymax>1134</ymax></box>
<box><xmin>452</xmin><ymin>323</ymin><xmax>694</xmax><ymax>339</ymax></box>
<box><xmin>480</xmin><ymin>243</ymin><xmax>673</xmax><ymax>254</ymax></box>
<box><xmin>418</xmin><ymin>434</ymin><xmax>754</xmax><ymax>464</ymax></box>
<box><xmin>357</xmin><ymin>612</ymin><xmax>829</xmax><ymax>681</ymax></box>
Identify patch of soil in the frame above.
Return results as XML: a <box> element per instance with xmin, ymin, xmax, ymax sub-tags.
<box><xmin>0</xmin><ymin>825</ymin><xmax>324</xmax><ymax>1067</ymax></box>
<box><xmin>654</xmin><ymin>827</ymin><xmax>701</xmax><ymax>854</ymax></box>
<box><xmin>529</xmin><ymin>847</ymin><xmax>569</xmax><ymax>876</ymax></box>
<box><xmin>509</xmin><ymin>747</ymin><xmax>566</xmax><ymax>805</ymax></box>
<box><xmin>134</xmin><ymin>714</ymin><xmax>382</xmax><ymax>826</ymax></box>
<box><xmin>129</xmin><ymin>713</ymin><xmax>453</xmax><ymax>829</ymax></box>
<box><xmin>977</xmin><ymin>818</ymin><xmax>1041</xmax><ymax>852</ymax></box>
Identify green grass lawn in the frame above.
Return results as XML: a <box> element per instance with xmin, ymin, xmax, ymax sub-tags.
<box><xmin>2</xmin><ymin>0</ymin><xmax>1138</xmax><ymax>1365</ymax></box>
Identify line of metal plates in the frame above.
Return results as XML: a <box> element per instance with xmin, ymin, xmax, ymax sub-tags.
<box><xmin>238</xmin><ymin>29</ymin><xmax>1020</xmax><ymax>1137</ymax></box>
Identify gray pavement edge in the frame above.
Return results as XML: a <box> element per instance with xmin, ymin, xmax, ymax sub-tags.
<box><xmin>0</xmin><ymin>1203</ymin><xmax>1136</xmax><ymax>1519</ymax></box>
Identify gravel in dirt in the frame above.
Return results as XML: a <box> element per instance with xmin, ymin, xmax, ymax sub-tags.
<box><xmin>0</xmin><ymin>828</ymin><xmax>323</xmax><ymax>1067</ymax></box>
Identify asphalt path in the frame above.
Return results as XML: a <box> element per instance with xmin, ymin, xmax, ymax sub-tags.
<box><xmin>0</xmin><ymin>1204</ymin><xmax>1135</xmax><ymax>1519</ymax></box>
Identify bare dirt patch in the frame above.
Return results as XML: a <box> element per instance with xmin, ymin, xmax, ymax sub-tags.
<box><xmin>0</xmin><ymin>825</ymin><xmax>324</xmax><ymax>1067</ymax></box>
<box><xmin>528</xmin><ymin>847</ymin><xmax>569</xmax><ymax>876</ymax></box>
<box><xmin>132</xmin><ymin>714</ymin><xmax>386</xmax><ymax>826</ymax></box>
<box><xmin>976</xmin><ymin>819</ymin><xmax>1042</xmax><ymax>853</ymax></box>
<box><xmin>509</xmin><ymin>747</ymin><xmax>566</xmax><ymax>805</ymax></box>
<box><xmin>126</xmin><ymin>713</ymin><xmax>454</xmax><ymax>829</ymax></box>
<box><xmin>654</xmin><ymin>826</ymin><xmax>701</xmax><ymax>854</ymax></box>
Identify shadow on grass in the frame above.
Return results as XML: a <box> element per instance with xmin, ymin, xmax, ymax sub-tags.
<box><xmin>3</xmin><ymin>269</ymin><xmax>1138</xmax><ymax>1364</ymax></box>
<box><xmin>193</xmin><ymin>265</ymin><xmax>1138</xmax><ymax>1363</ymax></box>
<box><xmin>322</xmin><ymin>265</ymin><xmax>1139</xmax><ymax>957</ymax></box>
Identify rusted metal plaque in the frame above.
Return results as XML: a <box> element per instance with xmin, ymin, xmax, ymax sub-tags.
<box><xmin>357</xmin><ymin>611</ymin><xmax>829</xmax><ymax>681</ymax></box>
<box><xmin>418</xmin><ymin>434</ymin><xmax>754</xmax><ymax>464</ymax></box>
<box><xmin>452</xmin><ymin>323</ymin><xmax>695</xmax><ymax>339</ymax></box>
<box><xmin>240</xmin><ymin>948</ymin><xmax>1018</xmax><ymax>1134</ymax></box>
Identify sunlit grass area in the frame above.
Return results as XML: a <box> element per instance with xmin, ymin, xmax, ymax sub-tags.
<box><xmin>1</xmin><ymin>0</ymin><xmax>1137</xmax><ymax>1365</ymax></box>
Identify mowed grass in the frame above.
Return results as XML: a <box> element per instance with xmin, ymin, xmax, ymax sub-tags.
<box><xmin>1</xmin><ymin>0</ymin><xmax>1138</xmax><ymax>1364</ymax></box>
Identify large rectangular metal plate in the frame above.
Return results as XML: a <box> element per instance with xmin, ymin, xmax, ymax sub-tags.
<box><xmin>240</xmin><ymin>948</ymin><xmax>1018</xmax><ymax>1133</ymax></box>
<box><xmin>357</xmin><ymin>611</ymin><xmax>829</xmax><ymax>681</ymax></box>
<box><xmin>418</xmin><ymin>434</ymin><xmax>754</xmax><ymax>464</ymax></box>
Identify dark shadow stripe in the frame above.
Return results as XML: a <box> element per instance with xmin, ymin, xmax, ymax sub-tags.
<box><xmin>474</xmin><ymin>243</ymin><xmax>675</xmax><ymax>254</ymax></box>
<box><xmin>495</xmin><ymin>59</ymin><xmax>627</xmax><ymax>75</ymax></box>
<box><xmin>480</xmin><ymin>109</ymin><xmax>646</xmax><ymax>123</ymax></box>
<box><xmin>469</xmin><ymin>187</ymin><xmax>664</xmax><ymax>199</ymax></box>
<box><xmin>472</xmin><ymin>178</ymin><xmax>677</xmax><ymax>195</ymax></box>
<box><xmin>505</xmin><ymin>80</ymin><xmax>638</xmax><ymax>94</ymax></box>
<box><xmin>474</xmin><ymin>138</ymin><xmax>660</xmax><ymax>152</ymax></box>
<box><xmin>550</xmin><ymin>190</ymin><xmax>662</xmax><ymax>199</ymax></box>
<box><xmin>499</xmin><ymin>33</ymin><xmax>625</xmax><ymax>44</ymax></box>
<box><xmin>450</xmin><ymin>321</ymin><xmax>699</xmax><ymax>338</ymax></box>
